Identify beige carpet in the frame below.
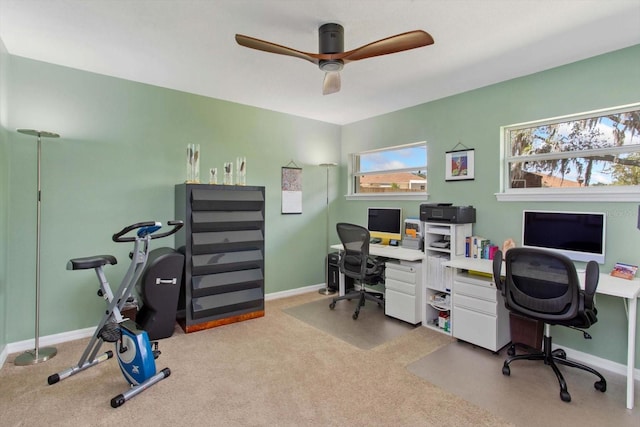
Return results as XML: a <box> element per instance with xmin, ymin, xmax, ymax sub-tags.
<box><xmin>408</xmin><ymin>340</ymin><xmax>640</xmax><ymax>427</ymax></box>
<box><xmin>283</xmin><ymin>296</ymin><xmax>417</xmax><ymax>350</ymax></box>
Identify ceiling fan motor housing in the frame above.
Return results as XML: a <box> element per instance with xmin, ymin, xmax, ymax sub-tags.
<box><xmin>319</xmin><ymin>23</ymin><xmax>344</xmax><ymax>72</ymax></box>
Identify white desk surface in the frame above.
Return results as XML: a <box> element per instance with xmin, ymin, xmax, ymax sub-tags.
<box><xmin>330</xmin><ymin>243</ymin><xmax>424</xmax><ymax>262</ymax></box>
<box><xmin>442</xmin><ymin>257</ymin><xmax>640</xmax><ymax>299</ymax></box>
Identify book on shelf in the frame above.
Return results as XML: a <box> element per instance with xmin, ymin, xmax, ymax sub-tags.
<box><xmin>465</xmin><ymin>236</ymin><xmax>483</xmax><ymax>258</ymax></box>
<box><xmin>488</xmin><ymin>244</ymin><xmax>499</xmax><ymax>260</ymax></box>
<box><xmin>465</xmin><ymin>236</ymin><xmax>499</xmax><ymax>260</ymax></box>
<box><xmin>610</xmin><ymin>262</ymin><xmax>638</xmax><ymax>280</ymax></box>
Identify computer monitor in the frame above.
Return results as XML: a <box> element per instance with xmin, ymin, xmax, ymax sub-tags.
<box><xmin>367</xmin><ymin>207</ymin><xmax>402</xmax><ymax>243</ymax></box>
<box><xmin>522</xmin><ymin>210</ymin><xmax>606</xmax><ymax>264</ymax></box>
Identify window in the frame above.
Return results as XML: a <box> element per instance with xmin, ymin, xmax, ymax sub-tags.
<box><xmin>348</xmin><ymin>142</ymin><xmax>427</xmax><ymax>199</ymax></box>
<box><xmin>498</xmin><ymin>103</ymin><xmax>640</xmax><ymax>202</ymax></box>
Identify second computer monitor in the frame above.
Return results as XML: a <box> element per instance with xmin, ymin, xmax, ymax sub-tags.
<box><xmin>367</xmin><ymin>207</ymin><xmax>402</xmax><ymax>244</ymax></box>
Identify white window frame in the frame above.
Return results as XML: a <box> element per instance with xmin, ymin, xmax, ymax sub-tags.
<box><xmin>496</xmin><ymin>102</ymin><xmax>640</xmax><ymax>202</ymax></box>
<box><xmin>346</xmin><ymin>141</ymin><xmax>428</xmax><ymax>201</ymax></box>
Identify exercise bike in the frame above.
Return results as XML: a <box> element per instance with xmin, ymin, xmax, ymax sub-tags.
<box><xmin>47</xmin><ymin>220</ymin><xmax>183</xmax><ymax>408</ymax></box>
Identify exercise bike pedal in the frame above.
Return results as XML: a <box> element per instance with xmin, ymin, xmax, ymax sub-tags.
<box><xmin>99</xmin><ymin>322</ymin><xmax>122</xmax><ymax>343</ymax></box>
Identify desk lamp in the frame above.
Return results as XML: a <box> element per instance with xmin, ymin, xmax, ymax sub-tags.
<box><xmin>14</xmin><ymin>129</ymin><xmax>60</xmax><ymax>365</ymax></box>
<box><xmin>318</xmin><ymin>162</ymin><xmax>337</xmax><ymax>295</ymax></box>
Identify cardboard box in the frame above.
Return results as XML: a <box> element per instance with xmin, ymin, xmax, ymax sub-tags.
<box><xmin>438</xmin><ymin>312</ymin><xmax>450</xmax><ymax>330</ymax></box>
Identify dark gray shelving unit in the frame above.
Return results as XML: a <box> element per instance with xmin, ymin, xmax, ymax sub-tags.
<box><xmin>175</xmin><ymin>184</ymin><xmax>265</xmax><ymax>333</ymax></box>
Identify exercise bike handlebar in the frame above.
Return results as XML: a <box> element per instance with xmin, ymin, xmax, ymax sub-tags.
<box><xmin>112</xmin><ymin>220</ymin><xmax>184</xmax><ymax>243</ymax></box>
<box><xmin>150</xmin><ymin>220</ymin><xmax>184</xmax><ymax>240</ymax></box>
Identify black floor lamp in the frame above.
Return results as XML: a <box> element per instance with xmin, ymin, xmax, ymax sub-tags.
<box><xmin>14</xmin><ymin>129</ymin><xmax>60</xmax><ymax>365</ymax></box>
<box><xmin>318</xmin><ymin>162</ymin><xmax>337</xmax><ymax>295</ymax></box>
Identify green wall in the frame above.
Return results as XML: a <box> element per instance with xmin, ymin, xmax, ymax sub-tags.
<box><xmin>0</xmin><ymin>38</ymin><xmax>8</xmax><ymax>351</ymax></box>
<box><xmin>4</xmin><ymin>55</ymin><xmax>340</xmax><ymax>342</ymax></box>
<box><xmin>338</xmin><ymin>44</ymin><xmax>640</xmax><ymax>367</ymax></box>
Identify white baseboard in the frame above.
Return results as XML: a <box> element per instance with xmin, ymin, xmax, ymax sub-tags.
<box><xmin>552</xmin><ymin>343</ymin><xmax>640</xmax><ymax>381</ymax></box>
<box><xmin>264</xmin><ymin>283</ymin><xmax>325</xmax><ymax>300</ymax></box>
<box><xmin>5</xmin><ymin>326</ymin><xmax>95</xmax><ymax>358</ymax></box>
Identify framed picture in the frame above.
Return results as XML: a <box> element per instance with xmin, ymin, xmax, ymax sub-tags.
<box><xmin>281</xmin><ymin>166</ymin><xmax>302</xmax><ymax>214</ymax></box>
<box><xmin>445</xmin><ymin>149</ymin><xmax>475</xmax><ymax>181</ymax></box>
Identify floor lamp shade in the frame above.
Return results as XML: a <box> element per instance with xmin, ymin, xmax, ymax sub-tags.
<box><xmin>14</xmin><ymin>129</ymin><xmax>60</xmax><ymax>366</ymax></box>
<box><xmin>318</xmin><ymin>163</ymin><xmax>337</xmax><ymax>295</ymax></box>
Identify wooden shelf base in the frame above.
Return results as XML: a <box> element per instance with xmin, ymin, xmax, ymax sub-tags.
<box><xmin>179</xmin><ymin>310</ymin><xmax>265</xmax><ymax>334</ymax></box>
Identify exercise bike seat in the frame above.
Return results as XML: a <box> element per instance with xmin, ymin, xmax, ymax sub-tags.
<box><xmin>67</xmin><ymin>255</ymin><xmax>117</xmax><ymax>271</ymax></box>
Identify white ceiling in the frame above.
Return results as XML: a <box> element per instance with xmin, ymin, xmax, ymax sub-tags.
<box><xmin>1</xmin><ymin>0</ymin><xmax>639</xmax><ymax>125</ymax></box>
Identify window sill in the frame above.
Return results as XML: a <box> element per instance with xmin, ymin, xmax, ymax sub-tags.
<box><xmin>495</xmin><ymin>187</ymin><xmax>640</xmax><ymax>202</ymax></box>
<box><xmin>345</xmin><ymin>192</ymin><xmax>429</xmax><ymax>201</ymax></box>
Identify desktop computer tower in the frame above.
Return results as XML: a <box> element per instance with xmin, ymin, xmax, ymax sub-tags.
<box><xmin>327</xmin><ymin>252</ymin><xmax>354</xmax><ymax>292</ymax></box>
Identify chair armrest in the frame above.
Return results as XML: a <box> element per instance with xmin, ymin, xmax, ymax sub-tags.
<box><xmin>584</xmin><ymin>260</ymin><xmax>599</xmax><ymax>295</ymax></box>
<box><xmin>366</xmin><ymin>255</ymin><xmax>385</xmax><ymax>274</ymax></box>
<box><xmin>367</xmin><ymin>255</ymin><xmax>380</xmax><ymax>264</ymax></box>
<box><xmin>583</xmin><ymin>260</ymin><xmax>599</xmax><ymax>308</ymax></box>
<box><xmin>492</xmin><ymin>250</ymin><xmax>504</xmax><ymax>292</ymax></box>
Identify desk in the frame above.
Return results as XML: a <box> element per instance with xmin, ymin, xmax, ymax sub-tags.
<box><xmin>331</xmin><ymin>243</ymin><xmax>425</xmax><ymax>323</ymax></box>
<box><xmin>330</xmin><ymin>244</ymin><xmax>424</xmax><ymax>296</ymax></box>
<box><xmin>443</xmin><ymin>257</ymin><xmax>640</xmax><ymax>410</ymax></box>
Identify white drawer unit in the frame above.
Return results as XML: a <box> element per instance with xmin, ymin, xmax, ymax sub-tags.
<box><xmin>384</xmin><ymin>260</ymin><xmax>422</xmax><ymax>324</ymax></box>
<box><xmin>451</xmin><ymin>271</ymin><xmax>510</xmax><ymax>352</ymax></box>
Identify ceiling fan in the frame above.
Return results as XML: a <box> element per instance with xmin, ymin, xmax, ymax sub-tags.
<box><xmin>235</xmin><ymin>23</ymin><xmax>434</xmax><ymax>95</ymax></box>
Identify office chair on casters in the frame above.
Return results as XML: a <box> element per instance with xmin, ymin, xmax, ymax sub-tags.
<box><xmin>492</xmin><ymin>247</ymin><xmax>606</xmax><ymax>403</ymax></box>
<box><xmin>329</xmin><ymin>223</ymin><xmax>385</xmax><ymax>320</ymax></box>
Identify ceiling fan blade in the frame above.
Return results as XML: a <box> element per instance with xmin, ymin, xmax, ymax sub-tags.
<box><xmin>339</xmin><ymin>30</ymin><xmax>434</xmax><ymax>63</ymax></box>
<box><xmin>322</xmin><ymin>72</ymin><xmax>341</xmax><ymax>95</ymax></box>
<box><xmin>235</xmin><ymin>34</ymin><xmax>320</xmax><ymax>65</ymax></box>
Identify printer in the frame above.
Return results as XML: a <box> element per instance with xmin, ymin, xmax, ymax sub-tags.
<box><xmin>420</xmin><ymin>203</ymin><xmax>476</xmax><ymax>224</ymax></box>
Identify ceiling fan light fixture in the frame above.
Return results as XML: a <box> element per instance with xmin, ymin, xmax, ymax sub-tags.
<box><xmin>319</xmin><ymin>59</ymin><xmax>344</xmax><ymax>72</ymax></box>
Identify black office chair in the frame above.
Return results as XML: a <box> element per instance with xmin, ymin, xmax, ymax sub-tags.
<box><xmin>492</xmin><ymin>247</ymin><xmax>607</xmax><ymax>403</ymax></box>
<box><xmin>329</xmin><ymin>223</ymin><xmax>385</xmax><ymax>320</ymax></box>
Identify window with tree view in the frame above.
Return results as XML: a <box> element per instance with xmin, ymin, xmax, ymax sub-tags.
<box><xmin>504</xmin><ymin>104</ymin><xmax>640</xmax><ymax>191</ymax></box>
<box><xmin>351</xmin><ymin>142</ymin><xmax>427</xmax><ymax>196</ymax></box>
